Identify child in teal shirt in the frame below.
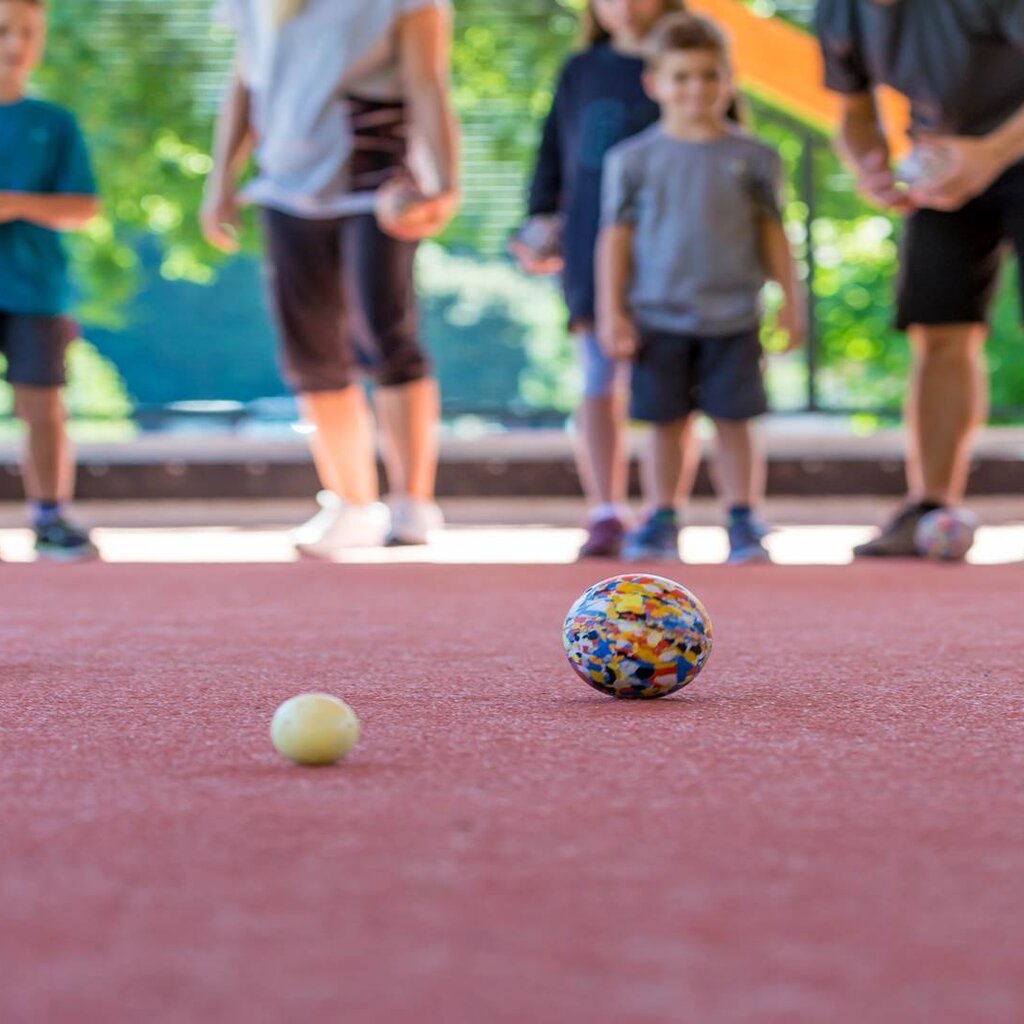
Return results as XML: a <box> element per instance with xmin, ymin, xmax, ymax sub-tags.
<box><xmin>0</xmin><ymin>0</ymin><xmax>100</xmax><ymax>560</ymax></box>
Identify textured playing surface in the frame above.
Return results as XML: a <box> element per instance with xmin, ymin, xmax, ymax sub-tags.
<box><xmin>2</xmin><ymin>561</ymin><xmax>1023</xmax><ymax>1023</ymax></box>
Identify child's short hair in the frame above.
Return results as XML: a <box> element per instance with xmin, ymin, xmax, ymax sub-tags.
<box><xmin>645</xmin><ymin>12</ymin><xmax>730</xmax><ymax>67</ymax></box>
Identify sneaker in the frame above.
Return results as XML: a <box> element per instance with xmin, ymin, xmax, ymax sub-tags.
<box><xmin>853</xmin><ymin>503</ymin><xmax>934</xmax><ymax>558</ymax></box>
<box><xmin>386</xmin><ymin>498</ymin><xmax>444</xmax><ymax>546</ymax></box>
<box><xmin>726</xmin><ymin>517</ymin><xmax>771</xmax><ymax>565</ymax></box>
<box><xmin>34</xmin><ymin>517</ymin><xmax>99</xmax><ymax>562</ymax></box>
<box><xmin>623</xmin><ymin>513</ymin><xmax>681</xmax><ymax>562</ymax></box>
<box><xmin>292</xmin><ymin>492</ymin><xmax>390</xmax><ymax>558</ymax></box>
<box><xmin>577</xmin><ymin>516</ymin><xmax>626</xmax><ymax>559</ymax></box>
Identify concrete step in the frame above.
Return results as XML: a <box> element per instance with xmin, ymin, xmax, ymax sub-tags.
<box><xmin>2</xmin><ymin>420</ymin><xmax>1023</xmax><ymax>498</ymax></box>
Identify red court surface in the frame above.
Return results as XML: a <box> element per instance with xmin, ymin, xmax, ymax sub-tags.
<box><xmin>3</xmin><ymin>560</ymin><xmax>1023</xmax><ymax>1023</ymax></box>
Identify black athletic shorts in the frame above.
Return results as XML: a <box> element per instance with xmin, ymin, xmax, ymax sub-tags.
<box><xmin>898</xmin><ymin>157</ymin><xmax>1024</xmax><ymax>329</ymax></box>
<box><xmin>629</xmin><ymin>327</ymin><xmax>768</xmax><ymax>424</ymax></box>
<box><xmin>261</xmin><ymin>208</ymin><xmax>430</xmax><ymax>393</ymax></box>
<box><xmin>0</xmin><ymin>311</ymin><xmax>73</xmax><ymax>388</ymax></box>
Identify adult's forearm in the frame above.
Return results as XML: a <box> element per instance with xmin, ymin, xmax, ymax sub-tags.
<box><xmin>208</xmin><ymin>71</ymin><xmax>254</xmax><ymax>193</ymax></box>
<box><xmin>4</xmin><ymin>193</ymin><xmax>99</xmax><ymax>230</ymax></box>
<box><xmin>399</xmin><ymin>6</ymin><xmax>459</xmax><ymax>195</ymax></box>
<box><xmin>527</xmin><ymin>111</ymin><xmax>562</xmax><ymax>216</ymax></box>
<box><xmin>987</xmin><ymin>101</ymin><xmax>1024</xmax><ymax>170</ymax></box>
<box><xmin>409</xmin><ymin>80</ymin><xmax>460</xmax><ymax>194</ymax></box>
<box><xmin>837</xmin><ymin>93</ymin><xmax>889</xmax><ymax>166</ymax></box>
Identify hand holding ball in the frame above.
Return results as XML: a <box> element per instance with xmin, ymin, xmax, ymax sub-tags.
<box><xmin>896</xmin><ymin>145</ymin><xmax>952</xmax><ymax>189</ymax></box>
<box><xmin>509</xmin><ymin>214</ymin><xmax>564</xmax><ymax>275</ymax></box>
<box><xmin>375</xmin><ymin>177</ymin><xmax>458</xmax><ymax>241</ymax></box>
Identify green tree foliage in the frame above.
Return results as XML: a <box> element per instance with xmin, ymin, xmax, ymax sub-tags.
<box><xmin>39</xmin><ymin>0</ymin><xmax>232</xmax><ymax>326</ymax></box>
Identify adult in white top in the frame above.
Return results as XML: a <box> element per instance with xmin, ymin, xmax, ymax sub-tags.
<box><xmin>202</xmin><ymin>0</ymin><xmax>459</xmax><ymax>554</ymax></box>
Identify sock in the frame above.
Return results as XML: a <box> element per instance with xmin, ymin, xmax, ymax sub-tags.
<box><xmin>31</xmin><ymin>500</ymin><xmax>63</xmax><ymax>528</ymax></box>
<box><xmin>728</xmin><ymin>505</ymin><xmax>752</xmax><ymax>524</ymax></box>
<box><xmin>915</xmin><ymin>500</ymin><xmax>944</xmax><ymax>514</ymax></box>
<box><xmin>590</xmin><ymin>503</ymin><xmax>628</xmax><ymax>524</ymax></box>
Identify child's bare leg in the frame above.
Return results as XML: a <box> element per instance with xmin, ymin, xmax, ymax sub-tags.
<box><xmin>711</xmin><ymin>417</ymin><xmax>761</xmax><ymax>508</ymax></box>
<box><xmin>713</xmin><ymin>417</ymin><xmax>771</xmax><ymax>562</ymax></box>
<box><xmin>13</xmin><ymin>385</ymin><xmax>72</xmax><ymax>501</ymax></box>
<box><xmin>575</xmin><ymin>332</ymin><xmax>631</xmax><ymax>558</ymax></box>
<box><xmin>577</xmin><ymin>390</ymin><xmax>629</xmax><ymax>507</ymax></box>
<box><xmin>15</xmin><ymin>384</ymin><xmax>96</xmax><ymax>560</ymax></box>
<box><xmin>675</xmin><ymin>414</ymin><xmax>701</xmax><ymax>510</ymax></box>
<box><xmin>643</xmin><ymin>416</ymin><xmax>691</xmax><ymax>510</ymax></box>
<box><xmin>576</xmin><ymin>330</ymin><xmax>629</xmax><ymax>512</ymax></box>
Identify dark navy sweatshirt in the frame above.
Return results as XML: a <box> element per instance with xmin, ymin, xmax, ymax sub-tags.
<box><xmin>527</xmin><ymin>43</ymin><xmax>659</xmax><ymax>327</ymax></box>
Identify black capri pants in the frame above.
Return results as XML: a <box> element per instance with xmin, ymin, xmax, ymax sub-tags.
<box><xmin>261</xmin><ymin>207</ymin><xmax>430</xmax><ymax>393</ymax></box>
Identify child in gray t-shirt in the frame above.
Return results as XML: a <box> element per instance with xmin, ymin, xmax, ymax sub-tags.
<box><xmin>597</xmin><ymin>12</ymin><xmax>804</xmax><ymax>565</ymax></box>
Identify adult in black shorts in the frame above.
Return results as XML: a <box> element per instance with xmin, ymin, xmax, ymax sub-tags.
<box><xmin>816</xmin><ymin>0</ymin><xmax>1024</xmax><ymax>556</ymax></box>
<box><xmin>202</xmin><ymin>0</ymin><xmax>459</xmax><ymax>555</ymax></box>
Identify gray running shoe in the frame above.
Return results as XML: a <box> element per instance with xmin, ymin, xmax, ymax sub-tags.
<box><xmin>853</xmin><ymin>504</ymin><xmax>936</xmax><ymax>558</ymax></box>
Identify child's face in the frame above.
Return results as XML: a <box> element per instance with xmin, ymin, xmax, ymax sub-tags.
<box><xmin>0</xmin><ymin>1</ymin><xmax>45</xmax><ymax>88</ymax></box>
<box><xmin>591</xmin><ymin>0</ymin><xmax>668</xmax><ymax>45</ymax></box>
<box><xmin>646</xmin><ymin>49</ymin><xmax>732</xmax><ymax>124</ymax></box>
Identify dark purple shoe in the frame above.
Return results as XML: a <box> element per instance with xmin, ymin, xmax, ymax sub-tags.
<box><xmin>577</xmin><ymin>516</ymin><xmax>625</xmax><ymax>559</ymax></box>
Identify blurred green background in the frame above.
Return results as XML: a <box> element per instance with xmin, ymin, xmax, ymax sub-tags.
<box><xmin>2</xmin><ymin>0</ymin><xmax>1021</xmax><ymax>435</ymax></box>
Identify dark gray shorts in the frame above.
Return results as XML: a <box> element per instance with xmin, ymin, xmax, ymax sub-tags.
<box><xmin>0</xmin><ymin>311</ymin><xmax>73</xmax><ymax>388</ymax></box>
<box><xmin>629</xmin><ymin>327</ymin><xmax>768</xmax><ymax>423</ymax></box>
<box><xmin>261</xmin><ymin>208</ymin><xmax>430</xmax><ymax>393</ymax></box>
<box><xmin>898</xmin><ymin>158</ymin><xmax>1024</xmax><ymax>329</ymax></box>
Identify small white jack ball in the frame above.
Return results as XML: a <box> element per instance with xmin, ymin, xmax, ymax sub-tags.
<box><xmin>270</xmin><ymin>693</ymin><xmax>360</xmax><ymax>766</ymax></box>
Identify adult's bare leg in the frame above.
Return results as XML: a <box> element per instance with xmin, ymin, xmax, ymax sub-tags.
<box><xmin>905</xmin><ymin>323</ymin><xmax>988</xmax><ymax>504</ymax></box>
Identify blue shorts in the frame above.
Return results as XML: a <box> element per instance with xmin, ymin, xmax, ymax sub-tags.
<box><xmin>0</xmin><ymin>311</ymin><xmax>73</xmax><ymax>388</ymax></box>
<box><xmin>577</xmin><ymin>329</ymin><xmax>628</xmax><ymax>399</ymax></box>
<box><xmin>629</xmin><ymin>328</ymin><xmax>768</xmax><ymax>424</ymax></box>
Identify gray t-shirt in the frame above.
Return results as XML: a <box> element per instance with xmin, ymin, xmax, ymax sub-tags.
<box><xmin>601</xmin><ymin>126</ymin><xmax>783</xmax><ymax>336</ymax></box>
<box><xmin>816</xmin><ymin>0</ymin><xmax>1024</xmax><ymax>136</ymax></box>
<box><xmin>220</xmin><ymin>0</ymin><xmax>449</xmax><ymax>217</ymax></box>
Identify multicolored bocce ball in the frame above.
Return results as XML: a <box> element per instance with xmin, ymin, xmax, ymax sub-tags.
<box><xmin>914</xmin><ymin>507</ymin><xmax>978</xmax><ymax>562</ymax></box>
<box><xmin>562</xmin><ymin>574</ymin><xmax>713</xmax><ymax>700</ymax></box>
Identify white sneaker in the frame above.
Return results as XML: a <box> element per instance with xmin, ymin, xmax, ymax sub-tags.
<box><xmin>292</xmin><ymin>492</ymin><xmax>390</xmax><ymax>558</ymax></box>
<box><xmin>386</xmin><ymin>498</ymin><xmax>444</xmax><ymax>546</ymax></box>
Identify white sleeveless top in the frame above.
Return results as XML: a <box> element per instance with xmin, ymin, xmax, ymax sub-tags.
<box><xmin>219</xmin><ymin>0</ymin><xmax>449</xmax><ymax>217</ymax></box>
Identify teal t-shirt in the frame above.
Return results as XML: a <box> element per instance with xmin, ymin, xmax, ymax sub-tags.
<box><xmin>0</xmin><ymin>98</ymin><xmax>96</xmax><ymax>315</ymax></box>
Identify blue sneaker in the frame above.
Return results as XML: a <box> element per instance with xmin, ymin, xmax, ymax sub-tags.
<box><xmin>623</xmin><ymin>512</ymin><xmax>681</xmax><ymax>562</ymax></box>
<box><xmin>726</xmin><ymin>516</ymin><xmax>771</xmax><ymax>565</ymax></box>
<box><xmin>34</xmin><ymin>516</ymin><xmax>99</xmax><ymax>562</ymax></box>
